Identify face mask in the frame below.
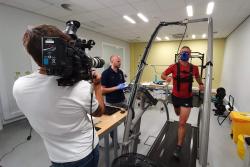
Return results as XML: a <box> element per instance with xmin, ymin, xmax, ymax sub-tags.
<box><xmin>180</xmin><ymin>52</ymin><xmax>190</xmax><ymax>61</ymax></box>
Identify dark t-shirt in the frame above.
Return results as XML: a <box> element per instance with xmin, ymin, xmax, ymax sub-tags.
<box><xmin>163</xmin><ymin>63</ymin><xmax>200</xmax><ymax>98</ymax></box>
<box><xmin>101</xmin><ymin>66</ymin><xmax>125</xmax><ymax>103</ymax></box>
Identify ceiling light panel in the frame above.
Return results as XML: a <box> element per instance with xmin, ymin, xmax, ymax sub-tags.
<box><xmin>186</xmin><ymin>5</ymin><xmax>193</xmax><ymax>17</ymax></box>
<box><xmin>202</xmin><ymin>33</ymin><xmax>207</xmax><ymax>38</ymax></box>
<box><xmin>156</xmin><ymin>36</ymin><xmax>162</xmax><ymax>41</ymax></box>
<box><xmin>206</xmin><ymin>1</ymin><xmax>215</xmax><ymax>15</ymax></box>
<box><xmin>165</xmin><ymin>36</ymin><xmax>170</xmax><ymax>40</ymax></box>
<box><xmin>123</xmin><ymin>15</ymin><xmax>136</xmax><ymax>24</ymax></box>
<box><xmin>137</xmin><ymin>13</ymin><xmax>149</xmax><ymax>22</ymax></box>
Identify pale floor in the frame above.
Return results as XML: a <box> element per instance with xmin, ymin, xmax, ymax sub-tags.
<box><xmin>0</xmin><ymin>102</ymin><xmax>244</xmax><ymax>167</ymax></box>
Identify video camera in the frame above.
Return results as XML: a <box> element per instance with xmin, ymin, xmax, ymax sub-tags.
<box><xmin>42</xmin><ymin>20</ymin><xmax>105</xmax><ymax>86</ymax></box>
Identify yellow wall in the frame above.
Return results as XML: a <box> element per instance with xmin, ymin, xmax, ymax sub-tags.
<box><xmin>130</xmin><ymin>39</ymin><xmax>225</xmax><ymax>89</ymax></box>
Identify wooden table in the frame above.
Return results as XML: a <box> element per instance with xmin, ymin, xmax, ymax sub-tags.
<box><xmin>95</xmin><ymin>111</ymin><xmax>127</xmax><ymax>167</ymax></box>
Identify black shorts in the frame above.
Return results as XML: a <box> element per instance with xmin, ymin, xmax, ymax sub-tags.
<box><xmin>171</xmin><ymin>94</ymin><xmax>193</xmax><ymax>108</ymax></box>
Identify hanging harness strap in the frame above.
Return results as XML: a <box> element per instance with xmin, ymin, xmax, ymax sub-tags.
<box><xmin>188</xmin><ymin>64</ymin><xmax>193</xmax><ymax>93</ymax></box>
<box><xmin>175</xmin><ymin>63</ymin><xmax>193</xmax><ymax>92</ymax></box>
<box><xmin>177</xmin><ymin>63</ymin><xmax>181</xmax><ymax>92</ymax></box>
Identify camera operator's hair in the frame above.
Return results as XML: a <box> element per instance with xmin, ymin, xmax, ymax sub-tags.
<box><xmin>23</xmin><ymin>24</ymin><xmax>71</xmax><ymax>67</ymax></box>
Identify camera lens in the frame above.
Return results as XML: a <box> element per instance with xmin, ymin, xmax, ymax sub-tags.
<box><xmin>92</xmin><ymin>57</ymin><xmax>105</xmax><ymax>68</ymax></box>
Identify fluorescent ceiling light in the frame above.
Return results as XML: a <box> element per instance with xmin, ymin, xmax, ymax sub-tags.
<box><xmin>186</xmin><ymin>5</ymin><xmax>193</xmax><ymax>17</ymax></box>
<box><xmin>165</xmin><ymin>36</ymin><xmax>170</xmax><ymax>40</ymax></box>
<box><xmin>192</xmin><ymin>34</ymin><xmax>196</xmax><ymax>39</ymax></box>
<box><xmin>156</xmin><ymin>37</ymin><xmax>162</xmax><ymax>41</ymax></box>
<box><xmin>206</xmin><ymin>1</ymin><xmax>215</xmax><ymax>15</ymax></box>
<box><xmin>123</xmin><ymin>15</ymin><xmax>136</xmax><ymax>24</ymax></box>
<box><xmin>137</xmin><ymin>13</ymin><xmax>149</xmax><ymax>22</ymax></box>
<box><xmin>202</xmin><ymin>33</ymin><xmax>207</xmax><ymax>38</ymax></box>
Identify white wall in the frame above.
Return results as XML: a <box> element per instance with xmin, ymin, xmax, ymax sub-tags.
<box><xmin>221</xmin><ymin>16</ymin><xmax>250</xmax><ymax>111</ymax></box>
<box><xmin>0</xmin><ymin>4</ymin><xmax>130</xmax><ymax>126</ymax></box>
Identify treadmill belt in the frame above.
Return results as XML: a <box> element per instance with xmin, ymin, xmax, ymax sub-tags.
<box><xmin>147</xmin><ymin>121</ymin><xmax>198</xmax><ymax>167</ymax></box>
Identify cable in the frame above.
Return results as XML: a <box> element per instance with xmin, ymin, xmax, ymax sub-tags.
<box><xmin>150</xmin><ymin>65</ymin><xmax>163</xmax><ymax>75</ymax></box>
<box><xmin>89</xmin><ymin>70</ymin><xmax>97</xmax><ymax>163</ymax></box>
<box><xmin>90</xmin><ymin>87</ymin><xmax>95</xmax><ymax>150</ymax></box>
<box><xmin>0</xmin><ymin>126</ymin><xmax>32</xmax><ymax>164</ymax></box>
<box><xmin>0</xmin><ymin>140</ymin><xmax>28</xmax><ymax>163</ymax></box>
<box><xmin>176</xmin><ymin>24</ymin><xmax>188</xmax><ymax>55</ymax></box>
<box><xmin>129</xmin><ymin>63</ymin><xmax>147</xmax><ymax>84</ymax></box>
<box><xmin>27</xmin><ymin>127</ymin><xmax>32</xmax><ymax>141</ymax></box>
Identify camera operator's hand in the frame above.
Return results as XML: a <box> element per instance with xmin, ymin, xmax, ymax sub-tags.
<box><xmin>91</xmin><ymin>70</ymin><xmax>105</xmax><ymax>116</ymax></box>
<box><xmin>117</xmin><ymin>83</ymin><xmax>127</xmax><ymax>90</ymax></box>
<box><xmin>92</xmin><ymin>70</ymin><xmax>101</xmax><ymax>85</ymax></box>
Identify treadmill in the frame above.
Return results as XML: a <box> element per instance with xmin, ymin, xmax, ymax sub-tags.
<box><xmin>112</xmin><ymin>84</ymin><xmax>200</xmax><ymax>167</ymax></box>
<box><xmin>140</xmin><ymin>85</ymin><xmax>200</xmax><ymax>167</ymax></box>
<box><xmin>118</xmin><ymin>18</ymin><xmax>213</xmax><ymax>167</ymax></box>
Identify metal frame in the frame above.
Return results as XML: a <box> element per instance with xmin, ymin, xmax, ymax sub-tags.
<box><xmin>129</xmin><ymin>85</ymin><xmax>170</xmax><ymax>153</ymax></box>
<box><xmin>121</xmin><ymin>18</ymin><xmax>213</xmax><ymax>167</ymax></box>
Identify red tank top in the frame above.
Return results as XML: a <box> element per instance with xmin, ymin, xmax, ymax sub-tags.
<box><xmin>163</xmin><ymin>63</ymin><xmax>199</xmax><ymax>98</ymax></box>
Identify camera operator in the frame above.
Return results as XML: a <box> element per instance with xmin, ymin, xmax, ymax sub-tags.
<box><xmin>13</xmin><ymin>24</ymin><xmax>104</xmax><ymax>167</ymax></box>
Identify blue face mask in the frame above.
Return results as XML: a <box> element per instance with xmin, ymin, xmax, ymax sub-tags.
<box><xmin>180</xmin><ymin>52</ymin><xmax>190</xmax><ymax>61</ymax></box>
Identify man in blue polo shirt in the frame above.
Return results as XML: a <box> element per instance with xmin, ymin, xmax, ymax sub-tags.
<box><xmin>101</xmin><ymin>55</ymin><xmax>127</xmax><ymax>108</ymax></box>
<box><xmin>101</xmin><ymin>55</ymin><xmax>127</xmax><ymax>146</ymax></box>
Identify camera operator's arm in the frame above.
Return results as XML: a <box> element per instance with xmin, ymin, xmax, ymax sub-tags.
<box><xmin>92</xmin><ymin>72</ymin><xmax>105</xmax><ymax>117</ymax></box>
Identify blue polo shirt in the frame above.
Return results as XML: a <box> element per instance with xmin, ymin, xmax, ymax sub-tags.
<box><xmin>101</xmin><ymin>66</ymin><xmax>125</xmax><ymax>103</ymax></box>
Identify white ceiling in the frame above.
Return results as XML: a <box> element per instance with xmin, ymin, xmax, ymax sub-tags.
<box><xmin>1</xmin><ymin>0</ymin><xmax>250</xmax><ymax>42</ymax></box>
